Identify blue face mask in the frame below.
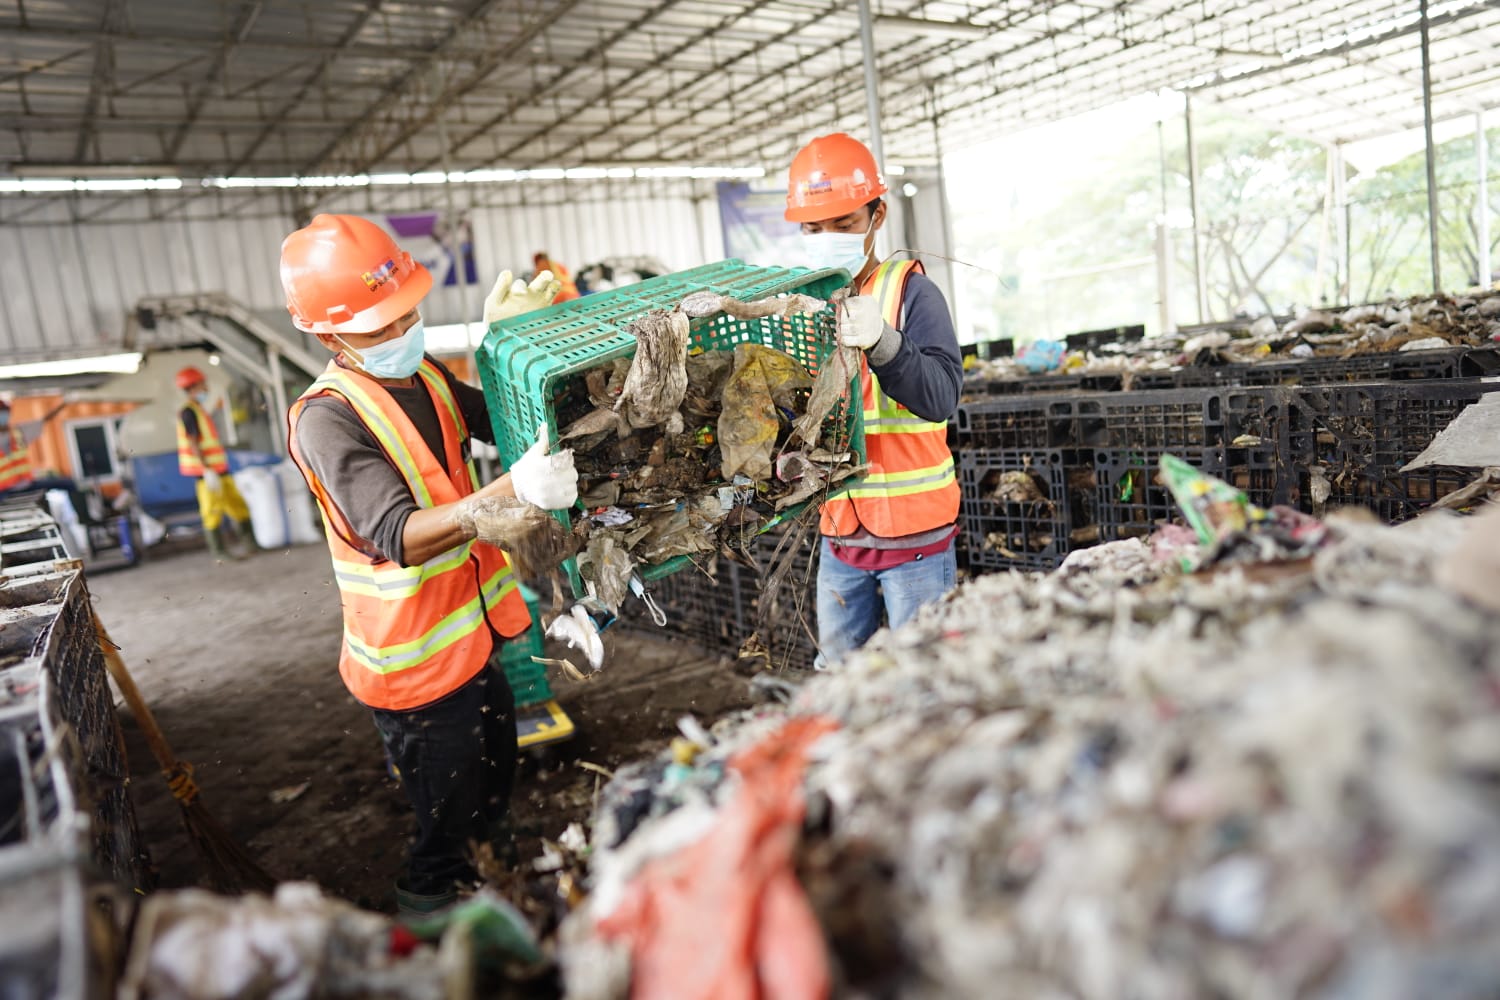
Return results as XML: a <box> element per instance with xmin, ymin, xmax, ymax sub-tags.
<box><xmin>340</xmin><ymin>319</ymin><xmax>425</xmax><ymax>379</ymax></box>
<box><xmin>800</xmin><ymin>217</ymin><xmax>875</xmax><ymax>279</ymax></box>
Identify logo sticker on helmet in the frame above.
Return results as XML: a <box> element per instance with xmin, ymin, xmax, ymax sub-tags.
<box><xmin>361</xmin><ymin>258</ymin><xmax>398</xmax><ymax>291</ymax></box>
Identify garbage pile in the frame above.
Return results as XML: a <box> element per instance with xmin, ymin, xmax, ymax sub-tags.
<box><xmin>554</xmin><ymin>294</ymin><xmax>860</xmax><ymax>612</ymax></box>
<box><xmin>119</xmin><ymin>882</ymin><xmax>543</xmax><ymax>1000</ymax></box>
<box><xmin>555</xmin><ymin>491</ymin><xmax>1500</xmax><ymax>997</ymax></box>
<box><xmin>966</xmin><ymin>289</ymin><xmax>1500</xmax><ymax>383</ymax></box>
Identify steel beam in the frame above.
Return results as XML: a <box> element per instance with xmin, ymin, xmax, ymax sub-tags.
<box><xmin>1421</xmin><ymin>0</ymin><xmax>1443</xmax><ymax>292</ymax></box>
<box><xmin>1479</xmin><ymin>109</ymin><xmax>1492</xmax><ymax>288</ymax></box>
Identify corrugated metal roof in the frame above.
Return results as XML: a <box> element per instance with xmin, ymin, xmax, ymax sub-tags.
<box><xmin>2</xmin><ymin>1</ymin><xmax>1496</xmax><ymax>181</ymax></box>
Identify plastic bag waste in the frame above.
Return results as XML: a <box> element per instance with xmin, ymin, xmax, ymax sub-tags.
<box><xmin>792</xmin><ymin>344</ymin><xmax>860</xmax><ymax>451</ymax></box>
<box><xmin>1016</xmin><ymin>338</ymin><xmax>1066</xmax><ymax>373</ymax></box>
<box><xmin>592</xmin><ymin>717</ymin><xmax>837</xmax><ymax>1000</ymax></box>
<box><xmin>120</xmin><ymin>882</ymin><xmax>451</xmax><ymax>1000</ymax></box>
<box><xmin>718</xmin><ymin>343</ymin><xmax>813</xmax><ymax>481</ymax></box>
<box><xmin>616</xmin><ymin>309</ymin><xmax>691</xmax><ymax>432</ymax></box>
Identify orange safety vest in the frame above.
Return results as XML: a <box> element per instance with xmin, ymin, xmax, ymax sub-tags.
<box><xmin>288</xmin><ymin>358</ymin><xmax>530</xmax><ymax>711</ymax></box>
<box><xmin>819</xmin><ymin>259</ymin><xmax>960</xmax><ymax>539</ymax></box>
<box><xmin>0</xmin><ymin>427</ymin><xmax>33</xmax><ymax>492</ymax></box>
<box><xmin>176</xmin><ymin>398</ymin><xmax>230</xmax><ymax>477</ymax></box>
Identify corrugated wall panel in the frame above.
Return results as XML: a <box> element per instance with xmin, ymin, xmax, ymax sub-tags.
<box><xmin>0</xmin><ymin>181</ymin><xmax>728</xmax><ymax>360</ymax></box>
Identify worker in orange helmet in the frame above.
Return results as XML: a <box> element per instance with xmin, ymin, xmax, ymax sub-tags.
<box><xmin>280</xmin><ymin>214</ymin><xmax>575</xmax><ymax>915</ymax></box>
<box><xmin>531</xmin><ymin>251</ymin><xmax>580</xmax><ymax>302</ymax></box>
<box><xmin>0</xmin><ymin>399</ymin><xmax>34</xmax><ymax>494</ymax></box>
<box><xmin>176</xmin><ymin>366</ymin><xmax>257</xmax><ymax>560</ymax></box>
<box><xmin>785</xmin><ymin>133</ymin><xmax>962</xmax><ymax>665</ymax></box>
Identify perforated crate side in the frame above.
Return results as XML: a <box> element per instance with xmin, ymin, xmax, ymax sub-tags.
<box><xmin>48</xmin><ymin>575</ymin><xmax>149</xmax><ymax>887</ymax></box>
<box><xmin>1283</xmin><ymin>380</ymin><xmax>1500</xmax><ymax>476</ymax></box>
<box><xmin>954</xmin><ymin>397</ymin><xmax>1081</xmax><ymax>451</ymax></box>
<box><xmin>477</xmin><ymin>261</ymin><xmax>853</xmax><ymax>469</ymax></box>
<box><xmin>1094</xmin><ymin>447</ymin><xmax>1228</xmax><ymax>542</ymax></box>
<box><xmin>959</xmin><ymin>450</ymin><xmax>1074</xmax><ymax>573</ymax></box>
<box><xmin>1321</xmin><ymin>465</ymin><xmax>1488</xmax><ymax>522</ymax></box>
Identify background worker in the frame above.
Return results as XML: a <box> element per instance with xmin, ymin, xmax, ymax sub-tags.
<box><xmin>176</xmin><ymin>366</ymin><xmax>256</xmax><ymax>560</ymax></box>
<box><xmin>785</xmin><ymin>133</ymin><xmax>963</xmax><ymax>664</ymax></box>
<box><xmin>531</xmin><ymin>250</ymin><xmax>580</xmax><ymax>302</ymax></box>
<box><xmin>0</xmin><ymin>399</ymin><xmax>111</xmax><ymax>530</ymax></box>
<box><xmin>0</xmin><ymin>400</ymin><xmax>34</xmax><ymax>495</ymax></box>
<box><xmin>281</xmin><ymin>214</ymin><xmax>575</xmax><ymax>915</ymax></box>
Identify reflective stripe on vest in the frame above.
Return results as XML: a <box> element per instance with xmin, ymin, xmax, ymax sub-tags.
<box><xmin>819</xmin><ymin>259</ymin><xmax>960</xmax><ymax>539</ymax></box>
<box><xmin>0</xmin><ymin>429</ymin><xmax>33</xmax><ymax>491</ymax></box>
<box><xmin>287</xmin><ymin>357</ymin><xmax>529</xmax><ymax>711</ymax></box>
<box><xmin>176</xmin><ymin>399</ymin><xmax>230</xmax><ymax>477</ymax></box>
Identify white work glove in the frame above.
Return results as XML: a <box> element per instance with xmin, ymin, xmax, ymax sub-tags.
<box><xmin>483</xmin><ymin>269</ymin><xmax>563</xmax><ymax>324</ymax></box>
<box><xmin>837</xmin><ymin>295</ymin><xmax>885</xmax><ymax>350</ymax></box>
<box><xmin>201</xmin><ymin>468</ymin><xmax>222</xmax><ymax>491</ymax></box>
<box><xmin>509</xmin><ymin>426</ymin><xmax>578</xmax><ymax>510</ymax></box>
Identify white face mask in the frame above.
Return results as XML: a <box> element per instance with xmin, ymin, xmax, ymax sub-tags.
<box><xmin>799</xmin><ymin>216</ymin><xmax>875</xmax><ymax>279</ymax></box>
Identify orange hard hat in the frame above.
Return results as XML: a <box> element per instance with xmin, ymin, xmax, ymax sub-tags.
<box><xmin>279</xmin><ymin>214</ymin><xmax>431</xmax><ymax>335</ymax></box>
<box><xmin>784</xmin><ymin>133</ymin><xmax>887</xmax><ymax>223</ymax></box>
<box><xmin>175</xmin><ymin>366</ymin><xmax>207</xmax><ymax>390</ymax></box>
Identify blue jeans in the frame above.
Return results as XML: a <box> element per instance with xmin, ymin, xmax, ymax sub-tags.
<box><xmin>816</xmin><ymin>535</ymin><xmax>957</xmax><ymax>667</ymax></box>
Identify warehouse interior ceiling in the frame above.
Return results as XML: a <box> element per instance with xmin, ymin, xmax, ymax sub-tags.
<box><xmin>2</xmin><ymin>0</ymin><xmax>1498</xmax><ymax>188</ymax></box>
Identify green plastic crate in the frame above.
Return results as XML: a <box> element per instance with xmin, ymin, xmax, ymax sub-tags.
<box><xmin>476</xmin><ymin>259</ymin><xmax>863</xmax><ymax>583</ymax></box>
<box><xmin>500</xmin><ymin>583</ymin><xmax>551</xmax><ymax>707</ymax></box>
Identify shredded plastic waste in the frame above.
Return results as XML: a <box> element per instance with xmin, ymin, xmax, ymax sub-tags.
<box><xmin>120</xmin><ymin>882</ymin><xmax>451</xmax><ymax>1000</ymax></box>
<box><xmin>559</xmin><ymin>504</ymin><xmax>1500</xmax><ymax>999</ymax></box>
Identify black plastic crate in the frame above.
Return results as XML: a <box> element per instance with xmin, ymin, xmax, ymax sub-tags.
<box><xmin>1093</xmin><ymin>447</ymin><xmax>1227</xmax><ymax>541</ymax></box>
<box><xmin>1318</xmin><ymin>465</ymin><xmax>1479</xmax><ymax>522</ymax></box>
<box><xmin>1078</xmin><ymin>387</ymin><xmax>1281</xmax><ymax>451</ymax></box>
<box><xmin>963</xmin><ymin>372</ymin><xmax>1126</xmax><ymax>397</ymax></box>
<box><xmin>955</xmin><ymin>396</ymin><xmax>1082</xmax><ymax>450</ymax></box>
<box><xmin>958</xmin><ymin>449</ymin><xmax>1079</xmax><ymax>572</ymax></box>
<box><xmin>1284</xmin><ymin>379</ymin><xmax>1500</xmax><ymax>472</ymax></box>
<box><xmin>1131</xmin><ymin>348</ymin><xmax>1474</xmax><ymax>392</ymax></box>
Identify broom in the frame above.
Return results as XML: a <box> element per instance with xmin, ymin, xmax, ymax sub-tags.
<box><xmin>94</xmin><ymin>615</ymin><xmax>276</xmax><ymax>894</ymax></box>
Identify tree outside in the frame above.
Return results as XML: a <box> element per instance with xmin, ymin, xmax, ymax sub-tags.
<box><xmin>946</xmin><ymin>99</ymin><xmax>1499</xmax><ymax>346</ymax></box>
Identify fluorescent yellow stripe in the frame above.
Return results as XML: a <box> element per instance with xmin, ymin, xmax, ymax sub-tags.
<box><xmin>332</xmin><ymin>545</ymin><xmax>473</xmax><ymax>598</ymax></box>
<box><xmin>861</xmin><ymin>415</ymin><xmax>947</xmax><ymax>434</ymax></box>
<box><xmin>313</xmin><ymin>373</ymin><xmax>436</xmax><ymax>508</ymax></box>
<box><xmin>344</xmin><ymin>595</ymin><xmax>487</xmax><ymax>674</ymax></box>
<box><xmin>840</xmin><ymin>472</ymin><xmax>956</xmax><ymax>499</ymax></box>
<box><xmin>416</xmin><ymin>362</ymin><xmax>482</xmax><ymax>490</ymax></box>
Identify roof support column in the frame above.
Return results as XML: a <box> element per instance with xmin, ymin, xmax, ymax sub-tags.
<box><xmin>1478</xmin><ymin>109</ymin><xmax>1491</xmax><ymax>289</ymax></box>
<box><xmin>1156</xmin><ymin>118</ymin><xmax>1175</xmax><ymax>335</ymax></box>
<box><xmin>1420</xmin><ymin>0</ymin><xmax>1442</xmax><ymax>292</ymax></box>
<box><xmin>1332</xmin><ymin>142</ymin><xmax>1349</xmax><ymax>302</ymax></box>
<box><xmin>928</xmin><ymin>84</ymin><xmax>959</xmax><ymax>326</ymax></box>
<box><xmin>1184</xmin><ymin>93</ymin><xmax>1207</xmax><ymax>324</ymax></box>
<box><xmin>266</xmin><ymin>346</ymin><xmax>287</xmax><ymax>456</ymax></box>
<box><xmin>856</xmin><ymin>0</ymin><xmax>886</xmax><ymax>173</ymax></box>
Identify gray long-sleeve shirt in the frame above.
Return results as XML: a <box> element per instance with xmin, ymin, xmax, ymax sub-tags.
<box><xmin>294</xmin><ymin>357</ymin><xmax>492</xmax><ymax>566</ymax></box>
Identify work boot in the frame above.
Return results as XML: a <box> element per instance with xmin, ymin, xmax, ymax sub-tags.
<box><xmin>204</xmin><ymin>524</ymin><xmax>227</xmax><ymax>561</ymax></box>
<box><xmin>395</xmin><ymin>879</ymin><xmax>458</xmax><ymax>919</ymax></box>
<box><xmin>233</xmin><ymin>518</ymin><xmax>262</xmax><ymax>553</ymax></box>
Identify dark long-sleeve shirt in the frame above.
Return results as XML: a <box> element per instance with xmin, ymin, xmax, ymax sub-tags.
<box><xmin>293</xmin><ymin>357</ymin><xmax>491</xmax><ymax>566</ymax></box>
<box><xmin>866</xmin><ymin>270</ymin><xmax>963</xmax><ymax>423</ymax></box>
